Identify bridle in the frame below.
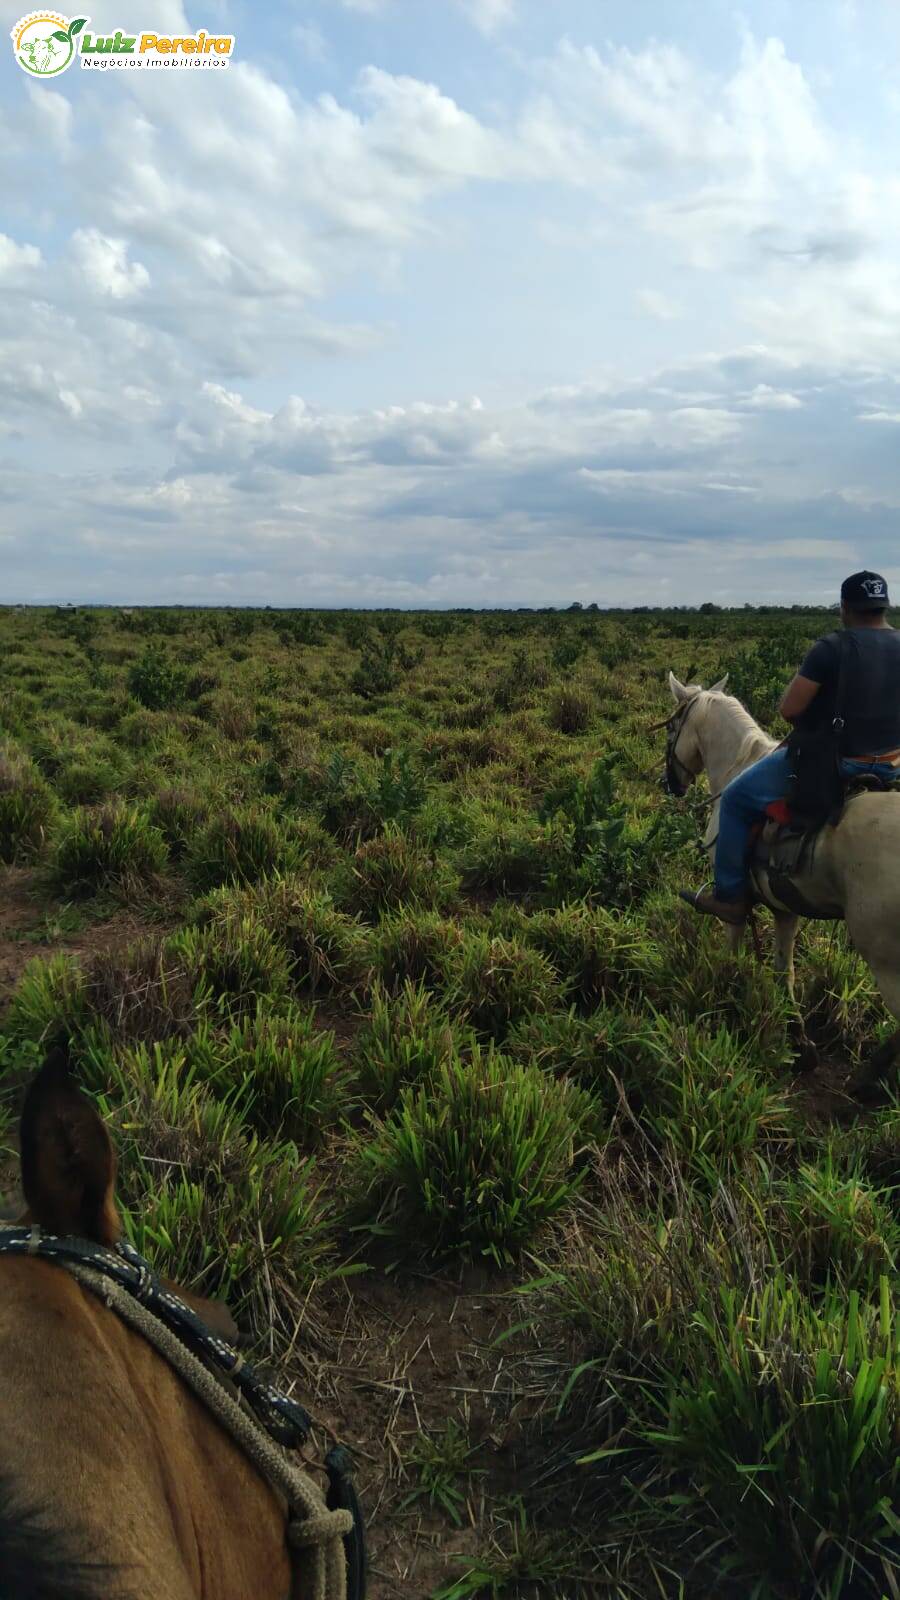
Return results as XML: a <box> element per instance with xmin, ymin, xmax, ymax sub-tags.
<box><xmin>650</xmin><ymin>695</ymin><xmax>703</xmax><ymax>799</ymax></box>
<box><xmin>0</xmin><ymin>1226</ymin><xmax>367</xmax><ymax>1600</ymax></box>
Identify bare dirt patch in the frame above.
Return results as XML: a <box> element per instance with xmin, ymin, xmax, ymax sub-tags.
<box><xmin>299</xmin><ymin>1265</ymin><xmax>540</xmax><ymax>1600</ymax></box>
<box><xmin>0</xmin><ymin>866</ymin><xmax>159</xmax><ymax>1022</ymax></box>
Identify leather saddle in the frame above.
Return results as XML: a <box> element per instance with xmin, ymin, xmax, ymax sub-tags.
<box><xmin>749</xmin><ymin>776</ymin><xmax>899</xmax><ymax>920</ymax></box>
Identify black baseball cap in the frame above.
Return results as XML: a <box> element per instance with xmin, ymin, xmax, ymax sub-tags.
<box><xmin>841</xmin><ymin>570</ymin><xmax>890</xmax><ymax>610</ymax></box>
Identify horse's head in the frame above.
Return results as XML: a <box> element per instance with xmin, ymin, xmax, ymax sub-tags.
<box><xmin>657</xmin><ymin>671</ymin><xmax>728</xmax><ymax>797</ymax></box>
<box><xmin>0</xmin><ymin>1043</ymin><xmax>295</xmax><ymax>1599</ymax></box>
<box><xmin>20</xmin><ymin>1044</ymin><xmax>120</xmax><ymax>1246</ymax></box>
<box><xmin>17</xmin><ymin>1043</ymin><xmax>238</xmax><ymax>1342</ymax></box>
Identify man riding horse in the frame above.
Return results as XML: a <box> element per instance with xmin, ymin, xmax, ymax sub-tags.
<box><xmin>681</xmin><ymin>570</ymin><xmax>900</xmax><ymax>925</ymax></box>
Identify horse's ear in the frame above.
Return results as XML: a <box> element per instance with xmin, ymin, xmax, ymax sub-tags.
<box><xmin>708</xmin><ymin>674</ymin><xmax>729</xmax><ymax>694</ymax></box>
<box><xmin>668</xmin><ymin>671</ymin><xmax>689</xmax><ymax>704</ymax></box>
<box><xmin>19</xmin><ymin>1044</ymin><xmax>120</xmax><ymax>1246</ymax></box>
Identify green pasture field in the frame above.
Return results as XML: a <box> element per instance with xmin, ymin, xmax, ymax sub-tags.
<box><xmin>0</xmin><ymin>601</ymin><xmax>898</xmax><ymax>1598</ymax></box>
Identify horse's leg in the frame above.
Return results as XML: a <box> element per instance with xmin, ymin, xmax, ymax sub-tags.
<box><xmin>772</xmin><ymin>911</ymin><xmax>799</xmax><ymax>997</ymax></box>
<box><xmin>773</xmin><ymin>910</ymin><xmax>818</xmax><ymax>1073</ymax></box>
<box><xmin>841</xmin><ymin>889</ymin><xmax>900</xmax><ymax>1097</ymax></box>
<box><xmin>725</xmin><ymin>921</ymin><xmax>744</xmax><ymax>956</ymax></box>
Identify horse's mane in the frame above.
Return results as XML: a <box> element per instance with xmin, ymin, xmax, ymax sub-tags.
<box><xmin>0</xmin><ymin>1478</ymin><xmax>132</xmax><ymax>1600</ymax></box>
<box><xmin>703</xmin><ymin>691</ymin><xmax>775</xmax><ymax>777</ymax></box>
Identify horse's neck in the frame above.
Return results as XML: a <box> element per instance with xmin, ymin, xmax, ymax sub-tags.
<box><xmin>699</xmin><ymin>696</ymin><xmax>776</xmax><ymax>795</ymax></box>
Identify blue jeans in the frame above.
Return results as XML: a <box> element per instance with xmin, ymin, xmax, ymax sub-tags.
<box><xmin>714</xmin><ymin>749</ymin><xmax>898</xmax><ymax>899</ymax></box>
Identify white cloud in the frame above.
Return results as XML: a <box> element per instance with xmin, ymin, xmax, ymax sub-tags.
<box><xmin>71</xmin><ymin>229</ymin><xmax>150</xmax><ymax>299</ymax></box>
<box><xmin>636</xmin><ymin>288</ymin><xmax>682</xmax><ymax>320</ymax></box>
<box><xmin>2</xmin><ymin>16</ymin><xmax>900</xmax><ymax>604</ymax></box>
<box><xmin>0</xmin><ymin>234</ymin><xmax>41</xmax><ymax>280</ymax></box>
<box><xmin>456</xmin><ymin>0</ymin><xmax>516</xmax><ymax>35</ymax></box>
<box><xmin>745</xmin><ymin>384</ymin><xmax>803</xmax><ymax>410</ymax></box>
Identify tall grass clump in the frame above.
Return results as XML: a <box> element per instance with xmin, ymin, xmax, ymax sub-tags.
<box><xmin>194</xmin><ymin>877</ymin><xmax>371</xmax><ymax>996</ymax></box>
<box><xmin>334</xmin><ymin>826</ymin><xmax>459</xmax><ymax>921</ymax></box>
<box><xmin>374</xmin><ymin>908</ymin><xmax>463</xmax><ymax>994</ymax></box>
<box><xmin>648</xmin><ymin>1275</ymin><xmax>900</xmax><ymax>1596</ymax></box>
<box><xmin>120</xmin><ymin>1143</ymin><xmax>333</xmax><ymax>1328</ymax></box>
<box><xmin>443</xmin><ymin>934</ymin><xmax>558</xmax><ymax>1042</ymax></box>
<box><xmin>777</xmin><ymin>1152</ymin><xmax>900</xmax><ymax>1294</ymax></box>
<box><xmin>5</xmin><ymin>953</ymin><xmax>88</xmax><ymax>1044</ymax></box>
<box><xmin>147</xmin><ymin>787</ymin><xmax>209</xmax><ymax>859</ymax></box>
<box><xmin>0</xmin><ymin>747</ymin><xmax>57</xmax><ymax>862</ymax></box>
<box><xmin>641</xmin><ymin>1017</ymin><xmax>795</xmax><ymax>1187</ymax></box>
<box><xmin>354</xmin><ymin>979</ymin><xmax>468</xmax><ymax>1109</ymax></box>
<box><xmin>545</xmin><ymin>684</ymin><xmax>595</xmax><ymax>735</ymax></box>
<box><xmin>356</xmin><ymin>1046</ymin><xmax>597</xmax><ymax>1263</ymax></box>
<box><xmin>215</xmin><ymin>1001</ymin><xmax>347</xmax><ymax>1143</ymax></box>
<box><xmin>187</xmin><ymin>804</ymin><xmax>295</xmax><ymax>890</ymax></box>
<box><xmin>457</xmin><ymin>812</ymin><xmax>562</xmax><ymax>898</ymax></box>
<box><xmin>507</xmin><ymin>1004</ymin><xmax>658</xmax><ymax>1107</ymax></box>
<box><xmin>167</xmin><ymin>917</ymin><xmax>292</xmax><ymax>1020</ymax></box>
<box><xmin>524</xmin><ymin>904</ymin><xmax>649</xmax><ymax>1011</ymax></box>
<box><xmin>52</xmin><ymin>802</ymin><xmax>168</xmax><ymax>896</ymax></box>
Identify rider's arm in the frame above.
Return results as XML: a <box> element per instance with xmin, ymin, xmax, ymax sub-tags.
<box><xmin>779</xmin><ymin>674</ymin><xmax>821</xmax><ymax>722</ymax></box>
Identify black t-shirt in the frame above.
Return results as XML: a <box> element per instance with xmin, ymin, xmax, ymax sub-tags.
<box><xmin>797</xmin><ymin>626</ymin><xmax>900</xmax><ymax>755</ymax></box>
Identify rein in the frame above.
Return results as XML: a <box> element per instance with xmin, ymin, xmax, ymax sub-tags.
<box><xmin>0</xmin><ymin>1226</ymin><xmax>366</xmax><ymax>1600</ymax></box>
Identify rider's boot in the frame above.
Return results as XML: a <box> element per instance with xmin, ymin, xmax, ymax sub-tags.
<box><xmin>678</xmin><ymin>888</ymin><xmax>749</xmax><ymax>927</ymax></box>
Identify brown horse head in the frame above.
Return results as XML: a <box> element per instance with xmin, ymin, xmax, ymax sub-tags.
<box><xmin>0</xmin><ymin>1046</ymin><xmax>292</xmax><ymax>1599</ymax></box>
<box><xmin>19</xmin><ymin>1043</ymin><xmax>120</xmax><ymax>1246</ymax></box>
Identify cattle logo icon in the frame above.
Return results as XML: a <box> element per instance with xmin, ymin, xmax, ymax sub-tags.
<box><xmin>11</xmin><ymin>12</ymin><xmax>86</xmax><ymax>75</ymax></box>
<box><xmin>862</xmin><ymin>578</ymin><xmax>887</xmax><ymax>599</ymax></box>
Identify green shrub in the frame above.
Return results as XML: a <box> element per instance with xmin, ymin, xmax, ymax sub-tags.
<box><xmin>443</xmin><ymin>934</ymin><xmax>558</xmax><ymax>1042</ymax></box>
<box><xmin>204</xmin><ymin>877</ymin><xmax>371</xmax><ymax>995</ymax></box>
<box><xmin>524</xmin><ymin>904</ymin><xmax>650</xmax><ymax>1010</ymax></box>
<box><xmin>167</xmin><ymin>917</ymin><xmax>292</xmax><ymax>1019</ymax></box>
<box><xmin>52</xmin><ymin>803</ymin><xmax>168</xmax><ymax>896</ymax></box>
<box><xmin>216</xmin><ymin>1002</ymin><xmax>346</xmax><ymax>1143</ymax></box>
<box><xmin>537</xmin><ymin>758</ymin><xmax>693</xmax><ymax>908</ymax></box>
<box><xmin>147</xmin><ymin>787</ymin><xmax>209</xmax><ymax>859</ymax></box>
<box><xmin>355</xmin><ymin>1046</ymin><xmax>596</xmax><ymax>1262</ymax></box>
<box><xmin>349</xmin><ymin>637</ymin><xmax>397</xmax><ymax>699</ymax></box>
<box><xmin>778</xmin><ymin>1153</ymin><xmax>900</xmax><ymax>1294</ymax></box>
<box><xmin>334</xmin><ymin>827</ymin><xmax>458</xmax><ymax>921</ymax></box>
<box><xmin>545</xmin><ymin>685</ymin><xmax>595</xmax><ymax>735</ymax></box>
<box><xmin>128</xmin><ymin>646</ymin><xmax>188</xmax><ymax>710</ymax></box>
<box><xmin>0</xmin><ymin>747</ymin><xmax>56</xmax><ymax>862</ymax></box>
<box><xmin>354</xmin><ymin>979</ymin><xmax>466</xmax><ymax>1109</ymax></box>
<box><xmin>187</xmin><ymin>804</ymin><xmax>295</xmax><ymax>890</ymax></box>
<box><xmin>365</xmin><ymin>747</ymin><xmax>428</xmax><ymax>823</ymax></box>
<box><xmin>374</xmin><ymin>909</ymin><xmax>463</xmax><ymax>993</ymax></box>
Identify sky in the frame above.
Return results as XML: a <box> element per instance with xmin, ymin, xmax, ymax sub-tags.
<box><xmin>3</xmin><ymin>0</ymin><xmax>900</xmax><ymax>607</ymax></box>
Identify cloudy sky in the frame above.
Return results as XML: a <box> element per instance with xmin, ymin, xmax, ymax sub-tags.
<box><xmin>3</xmin><ymin>0</ymin><xmax>900</xmax><ymax>606</ymax></box>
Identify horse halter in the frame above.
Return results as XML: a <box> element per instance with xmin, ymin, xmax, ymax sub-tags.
<box><xmin>656</xmin><ymin>695</ymin><xmax>702</xmax><ymax>798</ymax></box>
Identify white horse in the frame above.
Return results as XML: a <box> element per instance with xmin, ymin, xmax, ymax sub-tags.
<box><xmin>663</xmin><ymin>671</ymin><xmax>900</xmax><ymax>1089</ymax></box>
